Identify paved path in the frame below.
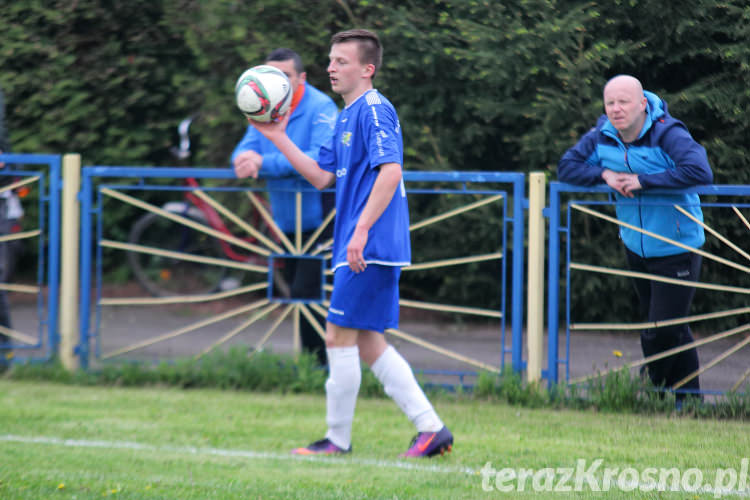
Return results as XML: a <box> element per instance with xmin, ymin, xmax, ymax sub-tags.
<box><xmin>7</xmin><ymin>294</ymin><xmax>749</xmax><ymax>393</ymax></box>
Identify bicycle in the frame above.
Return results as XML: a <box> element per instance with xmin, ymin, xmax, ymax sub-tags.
<box><xmin>127</xmin><ymin>117</ymin><xmax>278</xmax><ymax>297</ymax></box>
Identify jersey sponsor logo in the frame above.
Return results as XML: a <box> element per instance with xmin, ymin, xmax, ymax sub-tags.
<box><xmin>376</xmin><ymin>129</ymin><xmax>385</xmax><ymax>157</ymax></box>
<box><xmin>341</xmin><ymin>131</ymin><xmax>352</xmax><ymax>146</ymax></box>
<box><xmin>336</xmin><ymin>167</ymin><xmax>347</xmax><ymax>178</ymax></box>
<box><xmin>370</xmin><ymin>106</ymin><xmax>379</xmax><ymax>126</ymax></box>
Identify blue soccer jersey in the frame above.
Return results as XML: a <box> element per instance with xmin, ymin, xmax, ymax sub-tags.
<box><xmin>318</xmin><ymin>89</ymin><xmax>411</xmax><ymax>271</ymax></box>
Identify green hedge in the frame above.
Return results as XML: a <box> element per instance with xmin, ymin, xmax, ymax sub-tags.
<box><xmin>2</xmin><ymin>0</ymin><xmax>748</xmax><ymax>323</ymax></box>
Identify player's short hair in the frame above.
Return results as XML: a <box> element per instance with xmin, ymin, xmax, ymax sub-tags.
<box><xmin>331</xmin><ymin>29</ymin><xmax>382</xmax><ymax>78</ymax></box>
<box><xmin>265</xmin><ymin>48</ymin><xmax>304</xmax><ymax>75</ymax></box>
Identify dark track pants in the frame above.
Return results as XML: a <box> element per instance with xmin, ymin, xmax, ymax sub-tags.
<box><xmin>625</xmin><ymin>249</ymin><xmax>701</xmax><ymax>398</ymax></box>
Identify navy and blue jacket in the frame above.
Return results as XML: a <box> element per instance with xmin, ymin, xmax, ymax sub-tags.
<box><xmin>558</xmin><ymin>91</ymin><xmax>713</xmax><ymax>258</ymax></box>
<box><xmin>232</xmin><ymin>83</ymin><xmax>338</xmax><ymax>233</ymax></box>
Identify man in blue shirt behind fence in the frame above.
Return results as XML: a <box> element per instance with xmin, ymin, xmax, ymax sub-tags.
<box><xmin>232</xmin><ymin>48</ymin><xmax>338</xmax><ymax>367</ymax></box>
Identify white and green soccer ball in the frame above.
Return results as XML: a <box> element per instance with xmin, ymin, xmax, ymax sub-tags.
<box><xmin>234</xmin><ymin>65</ymin><xmax>293</xmax><ymax>122</ymax></box>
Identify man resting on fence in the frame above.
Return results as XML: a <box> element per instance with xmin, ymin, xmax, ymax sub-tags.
<box><xmin>558</xmin><ymin>74</ymin><xmax>713</xmax><ymax>403</ymax></box>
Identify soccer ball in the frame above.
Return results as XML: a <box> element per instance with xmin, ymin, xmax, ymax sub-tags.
<box><xmin>234</xmin><ymin>65</ymin><xmax>293</xmax><ymax>122</ymax></box>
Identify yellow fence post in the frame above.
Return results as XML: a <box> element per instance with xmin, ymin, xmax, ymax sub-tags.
<box><xmin>526</xmin><ymin>172</ymin><xmax>546</xmax><ymax>383</ymax></box>
<box><xmin>59</xmin><ymin>154</ymin><xmax>81</xmax><ymax>371</ymax></box>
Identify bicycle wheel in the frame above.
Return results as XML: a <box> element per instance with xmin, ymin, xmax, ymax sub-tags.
<box><xmin>127</xmin><ymin>211</ymin><xmax>228</xmax><ymax>297</ymax></box>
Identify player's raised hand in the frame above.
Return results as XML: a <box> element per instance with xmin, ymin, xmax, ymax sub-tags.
<box><xmin>248</xmin><ymin>112</ymin><xmax>290</xmax><ymax>143</ymax></box>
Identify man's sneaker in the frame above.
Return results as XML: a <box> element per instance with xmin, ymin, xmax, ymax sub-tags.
<box><xmin>401</xmin><ymin>426</ymin><xmax>453</xmax><ymax>458</ymax></box>
<box><xmin>291</xmin><ymin>438</ymin><xmax>351</xmax><ymax>456</ymax></box>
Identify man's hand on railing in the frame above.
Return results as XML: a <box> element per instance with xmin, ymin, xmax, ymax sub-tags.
<box><xmin>602</xmin><ymin>169</ymin><xmax>641</xmax><ymax>198</ymax></box>
<box><xmin>620</xmin><ymin>173</ymin><xmax>642</xmax><ymax>197</ymax></box>
<box><xmin>233</xmin><ymin>150</ymin><xmax>262</xmax><ymax>179</ymax></box>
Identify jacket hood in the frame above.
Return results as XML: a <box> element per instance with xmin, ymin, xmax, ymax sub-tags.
<box><xmin>644</xmin><ymin>90</ymin><xmax>666</xmax><ymax>121</ymax></box>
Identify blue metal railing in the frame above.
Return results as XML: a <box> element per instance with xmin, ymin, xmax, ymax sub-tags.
<box><xmin>0</xmin><ymin>153</ymin><xmax>61</xmax><ymax>360</ymax></box>
<box><xmin>547</xmin><ymin>182</ymin><xmax>750</xmax><ymax>393</ymax></box>
<box><xmin>78</xmin><ymin>166</ymin><xmax>526</xmax><ymax>374</ymax></box>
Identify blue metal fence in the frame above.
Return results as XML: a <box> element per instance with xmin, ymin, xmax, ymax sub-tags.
<box><xmin>78</xmin><ymin>166</ymin><xmax>526</xmax><ymax>374</ymax></box>
<box><xmin>8</xmin><ymin>152</ymin><xmax>747</xmax><ymax>394</ymax></box>
<box><xmin>0</xmin><ymin>153</ymin><xmax>62</xmax><ymax>360</ymax></box>
<box><xmin>547</xmin><ymin>182</ymin><xmax>750</xmax><ymax>393</ymax></box>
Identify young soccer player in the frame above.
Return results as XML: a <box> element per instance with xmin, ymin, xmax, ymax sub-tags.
<box><xmin>248</xmin><ymin>29</ymin><xmax>453</xmax><ymax>458</ymax></box>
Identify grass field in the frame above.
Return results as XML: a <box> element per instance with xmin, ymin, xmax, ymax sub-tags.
<box><xmin>0</xmin><ymin>380</ymin><xmax>748</xmax><ymax>499</ymax></box>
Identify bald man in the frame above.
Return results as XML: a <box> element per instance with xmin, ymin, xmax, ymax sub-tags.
<box><xmin>558</xmin><ymin>75</ymin><xmax>713</xmax><ymax>404</ymax></box>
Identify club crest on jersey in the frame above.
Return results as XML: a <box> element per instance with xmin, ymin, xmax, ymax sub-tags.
<box><xmin>341</xmin><ymin>131</ymin><xmax>353</xmax><ymax>147</ymax></box>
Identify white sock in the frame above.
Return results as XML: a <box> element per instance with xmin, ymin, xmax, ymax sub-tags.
<box><xmin>324</xmin><ymin>346</ymin><xmax>361</xmax><ymax>449</ymax></box>
<box><xmin>371</xmin><ymin>345</ymin><xmax>443</xmax><ymax>433</ymax></box>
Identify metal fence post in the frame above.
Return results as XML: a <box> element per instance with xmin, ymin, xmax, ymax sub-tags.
<box><xmin>511</xmin><ymin>174</ymin><xmax>526</xmax><ymax>373</ymax></box>
<box><xmin>546</xmin><ymin>182</ymin><xmax>562</xmax><ymax>384</ymax></box>
<box><xmin>59</xmin><ymin>153</ymin><xmax>81</xmax><ymax>370</ymax></box>
<box><xmin>526</xmin><ymin>172</ymin><xmax>546</xmax><ymax>383</ymax></box>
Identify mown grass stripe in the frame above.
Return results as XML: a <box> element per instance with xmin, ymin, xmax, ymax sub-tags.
<box><xmin>0</xmin><ymin>434</ymin><xmax>477</xmax><ymax>476</ymax></box>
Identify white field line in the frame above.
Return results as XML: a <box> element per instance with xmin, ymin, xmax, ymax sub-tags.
<box><xmin>0</xmin><ymin>434</ymin><xmax>476</xmax><ymax>476</ymax></box>
<box><xmin>3</xmin><ymin>434</ymin><xmax>749</xmax><ymax>497</ymax></box>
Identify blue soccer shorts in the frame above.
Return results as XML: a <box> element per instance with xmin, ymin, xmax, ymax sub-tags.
<box><xmin>327</xmin><ymin>264</ymin><xmax>401</xmax><ymax>333</ymax></box>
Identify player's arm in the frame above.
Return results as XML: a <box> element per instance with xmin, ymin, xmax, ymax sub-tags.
<box><xmin>261</xmin><ymin>101</ymin><xmax>338</xmax><ymax>177</ymax></box>
<box><xmin>347</xmin><ymin>162</ymin><xmax>402</xmax><ymax>272</ymax></box>
<box><xmin>249</xmin><ymin>115</ymin><xmax>335</xmax><ymax>189</ymax></box>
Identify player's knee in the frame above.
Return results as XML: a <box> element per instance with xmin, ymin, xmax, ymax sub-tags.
<box><xmin>324</xmin><ymin>330</ymin><xmax>337</xmax><ymax>348</ymax></box>
<box><xmin>324</xmin><ymin>327</ymin><xmax>348</xmax><ymax>348</ymax></box>
<box><xmin>324</xmin><ymin>324</ymin><xmax>358</xmax><ymax>348</ymax></box>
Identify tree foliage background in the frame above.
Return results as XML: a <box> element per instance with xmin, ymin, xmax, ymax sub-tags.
<box><xmin>1</xmin><ymin>0</ymin><xmax>748</xmax><ymax>324</ymax></box>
